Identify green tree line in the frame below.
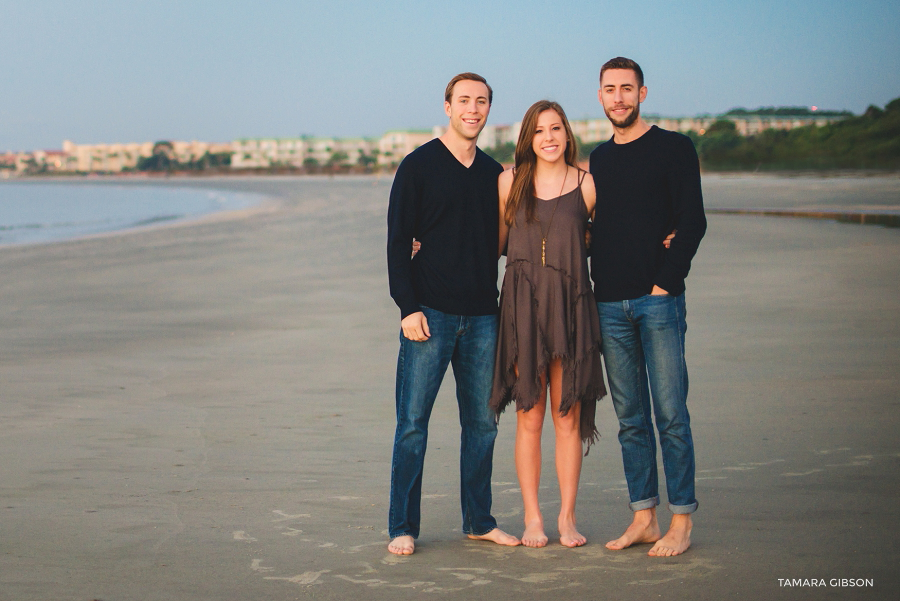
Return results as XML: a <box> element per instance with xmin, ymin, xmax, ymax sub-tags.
<box><xmin>690</xmin><ymin>97</ymin><xmax>900</xmax><ymax>170</ymax></box>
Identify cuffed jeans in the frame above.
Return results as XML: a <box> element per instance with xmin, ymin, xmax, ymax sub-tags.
<box><xmin>597</xmin><ymin>293</ymin><xmax>698</xmax><ymax>514</ymax></box>
<box><xmin>388</xmin><ymin>306</ymin><xmax>499</xmax><ymax>539</ymax></box>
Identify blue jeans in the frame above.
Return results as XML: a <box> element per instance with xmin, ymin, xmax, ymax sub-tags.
<box><xmin>597</xmin><ymin>294</ymin><xmax>698</xmax><ymax>514</ymax></box>
<box><xmin>389</xmin><ymin>306</ymin><xmax>499</xmax><ymax>539</ymax></box>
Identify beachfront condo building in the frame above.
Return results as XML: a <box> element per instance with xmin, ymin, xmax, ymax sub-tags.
<box><xmin>231</xmin><ymin>137</ymin><xmax>379</xmax><ymax>169</ymax></box>
<box><xmin>377</xmin><ymin>131</ymin><xmax>434</xmax><ymax>167</ymax></box>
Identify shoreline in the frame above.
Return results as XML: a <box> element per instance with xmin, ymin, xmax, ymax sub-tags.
<box><xmin>0</xmin><ymin>178</ymin><xmax>283</xmax><ymax>249</ymax></box>
<box><xmin>707</xmin><ymin>207</ymin><xmax>900</xmax><ymax>227</ymax></box>
<box><xmin>2</xmin><ymin>173</ymin><xmax>898</xmax><ymax>251</ymax></box>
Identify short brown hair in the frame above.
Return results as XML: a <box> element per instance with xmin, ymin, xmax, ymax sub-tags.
<box><xmin>600</xmin><ymin>57</ymin><xmax>644</xmax><ymax>88</ymax></box>
<box><xmin>444</xmin><ymin>72</ymin><xmax>493</xmax><ymax>105</ymax></box>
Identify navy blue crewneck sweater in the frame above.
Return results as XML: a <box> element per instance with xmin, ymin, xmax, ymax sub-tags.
<box><xmin>387</xmin><ymin>139</ymin><xmax>503</xmax><ymax>319</ymax></box>
<box><xmin>589</xmin><ymin>126</ymin><xmax>707</xmax><ymax>302</ymax></box>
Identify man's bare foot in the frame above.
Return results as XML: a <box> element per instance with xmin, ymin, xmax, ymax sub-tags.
<box><xmin>605</xmin><ymin>508</ymin><xmax>661</xmax><ymax>550</ymax></box>
<box><xmin>520</xmin><ymin>518</ymin><xmax>548</xmax><ymax>548</ymax></box>
<box><xmin>648</xmin><ymin>514</ymin><xmax>692</xmax><ymax>557</ymax></box>
<box><xmin>388</xmin><ymin>535</ymin><xmax>415</xmax><ymax>555</ymax></box>
<box><xmin>467</xmin><ymin>527</ymin><xmax>521</xmax><ymax>547</ymax></box>
<box><xmin>559</xmin><ymin>519</ymin><xmax>587</xmax><ymax>548</ymax></box>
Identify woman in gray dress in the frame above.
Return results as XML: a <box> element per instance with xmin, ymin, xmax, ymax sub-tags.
<box><xmin>490</xmin><ymin>100</ymin><xmax>606</xmax><ymax>548</ymax></box>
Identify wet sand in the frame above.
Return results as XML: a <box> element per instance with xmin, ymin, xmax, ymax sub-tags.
<box><xmin>1</xmin><ymin>174</ymin><xmax>898</xmax><ymax>600</ymax></box>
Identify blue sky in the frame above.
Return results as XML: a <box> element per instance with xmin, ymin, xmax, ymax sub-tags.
<box><xmin>1</xmin><ymin>0</ymin><xmax>898</xmax><ymax>151</ymax></box>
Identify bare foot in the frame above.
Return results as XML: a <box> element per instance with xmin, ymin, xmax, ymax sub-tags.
<box><xmin>605</xmin><ymin>509</ymin><xmax>661</xmax><ymax>550</ymax></box>
<box><xmin>520</xmin><ymin>519</ymin><xmax>548</xmax><ymax>548</ymax></box>
<box><xmin>388</xmin><ymin>535</ymin><xmax>415</xmax><ymax>555</ymax></box>
<box><xmin>648</xmin><ymin>514</ymin><xmax>692</xmax><ymax>557</ymax></box>
<box><xmin>559</xmin><ymin>519</ymin><xmax>587</xmax><ymax>548</ymax></box>
<box><xmin>467</xmin><ymin>527</ymin><xmax>521</xmax><ymax>547</ymax></box>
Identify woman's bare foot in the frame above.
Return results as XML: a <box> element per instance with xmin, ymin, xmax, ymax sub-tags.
<box><xmin>605</xmin><ymin>508</ymin><xmax>661</xmax><ymax>550</ymax></box>
<box><xmin>648</xmin><ymin>514</ymin><xmax>692</xmax><ymax>557</ymax></box>
<box><xmin>521</xmin><ymin>518</ymin><xmax>549</xmax><ymax>548</ymax></box>
<box><xmin>559</xmin><ymin>519</ymin><xmax>587</xmax><ymax>548</ymax></box>
<box><xmin>388</xmin><ymin>535</ymin><xmax>415</xmax><ymax>555</ymax></box>
<box><xmin>467</xmin><ymin>528</ymin><xmax>521</xmax><ymax>547</ymax></box>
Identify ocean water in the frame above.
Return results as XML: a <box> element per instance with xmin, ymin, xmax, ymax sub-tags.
<box><xmin>0</xmin><ymin>182</ymin><xmax>263</xmax><ymax>246</ymax></box>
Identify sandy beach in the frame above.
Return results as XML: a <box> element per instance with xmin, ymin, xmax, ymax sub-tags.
<box><xmin>1</xmin><ymin>173</ymin><xmax>898</xmax><ymax>600</ymax></box>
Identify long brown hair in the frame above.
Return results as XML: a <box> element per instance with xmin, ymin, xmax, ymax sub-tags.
<box><xmin>504</xmin><ymin>100</ymin><xmax>579</xmax><ymax>226</ymax></box>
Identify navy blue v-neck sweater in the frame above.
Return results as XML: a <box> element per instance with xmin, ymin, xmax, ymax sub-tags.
<box><xmin>387</xmin><ymin>139</ymin><xmax>503</xmax><ymax>319</ymax></box>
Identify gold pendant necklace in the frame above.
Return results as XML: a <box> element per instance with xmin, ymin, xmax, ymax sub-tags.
<box><xmin>540</xmin><ymin>169</ymin><xmax>568</xmax><ymax>267</ymax></box>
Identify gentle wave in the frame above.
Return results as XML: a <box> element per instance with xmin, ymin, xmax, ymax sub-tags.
<box><xmin>0</xmin><ymin>183</ymin><xmax>262</xmax><ymax>246</ymax></box>
<box><xmin>130</xmin><ymin>214</ymin><xmax>185</xmax><ymax>227</ymax></box>
<box><xmin>0</xmin><ymin>218</ymin><xmax>114</xmax><ymax>232</ymax></box>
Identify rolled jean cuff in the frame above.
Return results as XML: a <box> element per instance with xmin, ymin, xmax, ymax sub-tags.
<box><xmin>669</xmin><ymin>501</ymin><xmax>698</xmax><ymax>515</ymax></box>
<box><xmin>389</xmin><ymin>531</ymin><xmax>417</xmax><ymax>540</ymax></box>
<box><xmin>629</xmin><ymin>495</ymin><xmax>660</xmax><ymax>512</ymax></box>
<box><xmin>464</xmin><ymin>522</ymin><xmax>498</xmax><ymax>537</ymax></box>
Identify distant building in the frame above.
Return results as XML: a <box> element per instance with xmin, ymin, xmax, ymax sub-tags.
<box><xmin>0</xmin><ymin>152</ymin><xmax>21</xmax><ymax>177</ymax></box>
<box><xmin>476</xmin><ymin>124</ymin><xmax>516</xmax><ymax>149</ymax></box>
<box><xmin>569</xmin><ymin>119</ymin><xmax>615</xmax><ymax>145</ymax></box>
<box><xmin>62</xmin><ymin>140</ymin><xmax>153</xmax><ymax>172</ymax></box>
<box><xmin>377</xmin><ymin>130</ymin><xmax>434</xmax><ymax>167</ymax></box>
<box><xmin>339</xmin><ymin>138</ymin><xmax>379</xmax><ymax>167</ymax></box>
<box><xmin>429</xmin><ymin>123</ymin><xmax>516</xmax><ymax>150</ymax></box>
<box><xmin>2</xmin><ymin>148</ymin><xmax>79</xmax><ymax>174</ymax></box>
<box><xmin>230</xmin><ymin>137</ymin><xmax>377</xmax><ymax>169</ymax></box>
<box><xmin>231</xmin><ymin>138</ymin><xmax>307</xmax><ymax>169</ymax></box>
<box><xmin>305</xmin><ymin>138</ymin><xmax>338</xmax><ymax>166</ymax></box>
<box><xmin>643</xmin><ymin>113</ymin><xmax>846</xmax><ymax>136</ymax></box>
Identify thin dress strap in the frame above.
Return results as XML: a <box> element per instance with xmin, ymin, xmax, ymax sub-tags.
<box><xmin>576</xmin><ymin>168</ymin><xmax>587</xmax><ymax>186</ymax></box>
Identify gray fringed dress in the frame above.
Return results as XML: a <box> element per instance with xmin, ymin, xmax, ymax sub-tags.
<box><xmin>489</xmin><ymin>174</ymin><xmax>606</xmax><ymax>446</ymax></box>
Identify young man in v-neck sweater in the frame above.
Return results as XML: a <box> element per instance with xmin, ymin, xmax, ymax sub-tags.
<box><xmin>385</xmin><ymin>73</ymin><xmax>520</xmax><ymax>555</ymax></box>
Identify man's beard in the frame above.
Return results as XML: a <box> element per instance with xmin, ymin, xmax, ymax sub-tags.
<box><xmin>606</xmin><ymin>103</ymin><xmax>640</xmax><ymax>128</ymax></box>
